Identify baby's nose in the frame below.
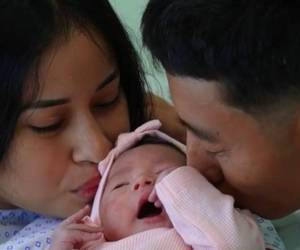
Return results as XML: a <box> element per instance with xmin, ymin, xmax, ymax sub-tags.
<box><xmin>133</xmin><ymin>175</ymin><xmax>154</xmax><ymax>191</ymax></box>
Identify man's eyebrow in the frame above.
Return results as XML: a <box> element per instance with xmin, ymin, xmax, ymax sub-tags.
<box><xmin>180</xmin><ymin>118</ymin><xmax>220</xmax><ymax>143</ymax></box>
<box><xmin>96</xmin><ymin>69</ymin><xmax>119</xmax><ymax>91</ymax></box>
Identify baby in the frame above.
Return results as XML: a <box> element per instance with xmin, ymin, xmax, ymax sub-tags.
<box><xmin>50</xmin><ymin>120</ymin><xmax>284</xmax><ymax>250</ymax></box>
<box><xmin>98</xmin><ymin>137</ymin><xmax>185</xmax><ymax>241</ymax></box>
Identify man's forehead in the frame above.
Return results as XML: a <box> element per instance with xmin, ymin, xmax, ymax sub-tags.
<box><xmin>167</xmin><ymin>74</ymin><xmax>225</xmax><ymax>103</ymax></box>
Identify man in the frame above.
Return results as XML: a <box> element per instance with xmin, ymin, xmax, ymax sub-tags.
<box><xmin>142</xmin><ymin>0</ymin><xmax>300</xmax><ymax>219</ymax></box>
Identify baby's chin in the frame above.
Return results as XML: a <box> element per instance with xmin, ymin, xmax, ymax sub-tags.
<box><xmin>108</xmin><ymin>214</ymin><xmax>172</xmax><ymax>241</ymax></box>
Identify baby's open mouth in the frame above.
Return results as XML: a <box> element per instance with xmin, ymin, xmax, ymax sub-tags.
<box><xmin>137</xmin><ymin>201</ymin><xmax>163</xmax><ymax>219</ymax></box>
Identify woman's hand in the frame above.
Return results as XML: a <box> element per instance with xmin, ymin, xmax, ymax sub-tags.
<box><xmin>146</xmin><ymin>93</ymin><xmax>186</xmax><ymax>143</ymax></box>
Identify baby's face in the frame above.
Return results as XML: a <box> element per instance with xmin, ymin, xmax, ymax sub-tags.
<box><xmin>100</xmin><ymin>144</ymin><xmax>186</xmax><ymax>241</ymax></box>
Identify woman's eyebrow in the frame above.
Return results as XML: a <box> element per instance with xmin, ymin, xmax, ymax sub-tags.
<box><xmin>22</xmin><ymin>69</ymin><xmax>119</xmax><ymax>111</ymax></box>
<box><xmin>96</xmin><ymin>69</ymin><xmax>119</xmax><ymax>91</ymax></box>
<box><xmin>24</xmin><ymin>98</ymin><xmax>69</xmax><ymax>110</ymax></box>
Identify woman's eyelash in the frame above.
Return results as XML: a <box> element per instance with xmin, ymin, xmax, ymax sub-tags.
<box><xmin>29</xmin><ymin>122</ymin><xmax>62</xmax><ymax>134</ymax></box>
<box><xmin>206</xmin><ymin>150</ymin><xmax>225</xmax><ymax>157</ymax></box>
<box><xmin>94</xmin><ymin>88</ymin><xmax>120</xmax><ymax>108</ymax></box>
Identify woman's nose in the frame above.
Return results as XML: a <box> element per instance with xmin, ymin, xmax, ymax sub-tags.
<box><xmin>186</xmin><ymin>131</ymin><xmax>224</xmax><ymax>185</ymax></box>
<box><xmin>132</xmin><ymin>175</ymin><xmax>154</xmax><ymax>191</ymax></box>
<box><xmin>72</xmin><ymin>118</ymin><xmax>113</xmax><ymax>165</ymax></box>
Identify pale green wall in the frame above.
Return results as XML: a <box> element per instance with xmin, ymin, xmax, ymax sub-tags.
<box><xmin>109</xmin><ymin>0</ymin><xmax>170</xmax><ymax>100</ymax></box>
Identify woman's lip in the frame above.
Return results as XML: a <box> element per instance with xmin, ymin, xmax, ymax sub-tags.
<box><xmin>73</xmin><ymin>175</ymin><xmax>101</xmax><ymax>199</ymax></box>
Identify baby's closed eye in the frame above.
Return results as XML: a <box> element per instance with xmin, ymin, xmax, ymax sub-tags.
<box><xmin>113</xmin><ymin>182</ymin><xmax>129</xmax><ymax>191</ymax></box>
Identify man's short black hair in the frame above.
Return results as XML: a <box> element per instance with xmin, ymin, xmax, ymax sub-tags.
<box><xmin>142</xmin><ymin>0</ymin><xmax>300</xmax><ymax>115</ymax></box>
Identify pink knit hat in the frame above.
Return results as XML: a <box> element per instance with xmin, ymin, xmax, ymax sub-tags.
<box><xmin>85</xmin><ymin>119</ymin><xmax>186</xmax><ymax>226</ymax></box>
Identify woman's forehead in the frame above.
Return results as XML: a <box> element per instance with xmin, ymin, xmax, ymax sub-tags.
<box><xmin>25</xmin><ymin>32</ymin><xmax>115</xmax><ymax>100</ymax></box>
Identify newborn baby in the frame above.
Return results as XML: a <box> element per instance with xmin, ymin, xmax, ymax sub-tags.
<box><xmin>99</xmin><ymin>136</ymin><xmax>185</xmax><ymax>241</ymax></box>
<box><xmin>50</xmin><ymin>120</ymin><xmax>283</xmax><ymax>250</ymax></box>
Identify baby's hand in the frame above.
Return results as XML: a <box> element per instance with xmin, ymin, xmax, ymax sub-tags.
<box><xmin>50</xmin><ymin>205</ymin><xmax>103</xmax><ymax>250</ymax></box>
<box><xmin>148</xmin><ymin>167</ymin><xmax>179</xmax><ymax>208</ymax></box>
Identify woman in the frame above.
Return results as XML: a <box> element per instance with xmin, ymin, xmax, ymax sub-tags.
<box><xmin>0</xmin><ymin>1</ymin><xmax>182</xmax><ymax>248</ymax></box>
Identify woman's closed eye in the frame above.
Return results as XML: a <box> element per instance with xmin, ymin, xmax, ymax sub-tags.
<box><xmin>92</xmin><ymin>80</ymin><xmax>121</xmax><ymax>110</ymax></box>
<box><xmin>94</xmin><ymin>91</ymin><xmax>120</xmax><ymax>108</ymax></box>
<box><xmin>206</xmin><ymin>149</ymin><xmax>226</xmax><ymax>158</ymax></box>
<box><xmin>29</xmin><ymin>121</ymin><xmax>63</xmax><ymax>134</ymax></box>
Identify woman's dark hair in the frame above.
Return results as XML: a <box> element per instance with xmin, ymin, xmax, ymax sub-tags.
<box><xmin>142</xmin><ymin>0</ymin><xmax>300</xmax><ymax>115</ymax></box>
<box><xmin>0</xmin><ymin>0</ymin><xmax>148</xmax><ymax>162</ymax></box>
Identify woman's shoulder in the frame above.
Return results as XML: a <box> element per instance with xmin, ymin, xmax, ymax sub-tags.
<box><xmin>0</xmin><ymin>208</ymin><xmax>61</xmax><ymax>248</ymax></box>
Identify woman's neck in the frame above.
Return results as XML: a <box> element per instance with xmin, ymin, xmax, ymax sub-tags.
<box><xmin>0</xmin><ymin>199</ymin><xmax>17</xmax><ymax>209</ymax></box>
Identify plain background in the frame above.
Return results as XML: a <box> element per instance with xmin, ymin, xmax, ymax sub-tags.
<box><xmin>109</xmin><ymin>0</ymin><xmax>170</xmax><ymax>100</ymax></box>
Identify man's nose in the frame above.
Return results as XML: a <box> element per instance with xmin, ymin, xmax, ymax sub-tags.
<box><xmin>186</xmin><ymin>131</ymin><xmax>224</xmax><ymax>185</ymax></box>
<box><xmin>132</xmin><ymin>175</ymin><xmax>154</xmax><ymax>191</ymax></box>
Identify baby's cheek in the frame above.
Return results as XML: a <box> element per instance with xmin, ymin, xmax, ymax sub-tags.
<box><xmin>101</xmin><ymin>200</ymin><xmax>128</xmax><ymax>241</ymax></box>
<box><xmin>101</xmin><ymin>197</ymin><xmax>120</xmax><ymax>225</ymax></box>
